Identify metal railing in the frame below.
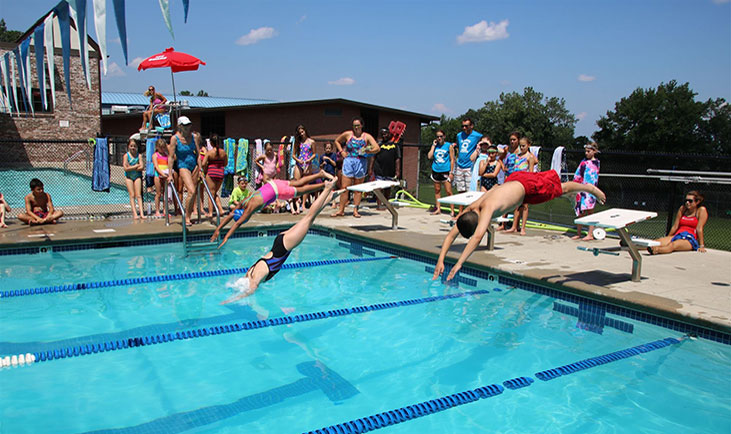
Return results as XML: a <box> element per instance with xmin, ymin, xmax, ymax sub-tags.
<box><xmin>62</xmin><ymin>148</ymin><xmax>91</xmax><ymax>175</ymax></box>
<box><xmin>164</xmin><ymin>181</ymin><xmax>187</xmax><ymax>252</ymax></box>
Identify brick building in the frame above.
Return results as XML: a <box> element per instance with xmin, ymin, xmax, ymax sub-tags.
<box><xmin>0</xmin><ymin>13</ymin><xmax>101</xmax><ymax>165</ymax></box>
<box><xmin>102</xmin><ymin>96</ymin><xmax>437</xmax><ymax>191</ymax></box>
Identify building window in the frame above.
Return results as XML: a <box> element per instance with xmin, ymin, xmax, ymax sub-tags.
<box><xmin>5</xmin><ymin>87</ymin><xmax>54</xmax><ymax>114</ymax></box>
<box><xmin>324</xmin><ymin>108</ymin><xmax>342</xmax><ymax>117</ymax></box>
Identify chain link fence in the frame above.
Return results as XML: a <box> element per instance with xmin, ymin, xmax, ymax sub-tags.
<box><xmin>413</xmin><ymin>144</ymin><xmax>731</xmax><ymax>251</ymax></box>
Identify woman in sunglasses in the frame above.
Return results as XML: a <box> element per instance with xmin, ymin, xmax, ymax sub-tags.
<box><xmin>648</xmin><ymin>191</ymin><xmax>708</xmax><ymax>254</ymax></box>
<box><xmin>141</xmin><ymin>85</ymin><xmax>168</xmax><ymax>131</ymax></box>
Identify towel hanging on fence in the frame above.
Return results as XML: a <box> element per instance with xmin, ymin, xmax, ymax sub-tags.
<box><xmin>530</xmin><ymin>146</ymin><xmax>541</xmax><ymax>172</ymax></box>
<box><xmin>470</xmin><ymin>153</ymin><xmax>488</xmax><ymax>191</ymax></box>
<box><xmin>551</xmin><ymin>146</ymin><xmax>565</xmax><ymax>180</ymax></box>
<box><xmin>145</xmin><ymin>138</ymin><xmax>156</xmax><ymax>178</ymax></box>
<box><xmin>235</xmin><ymin>138</ymin><xmax>249</xmax><ymax>177</ymax></box>
<box><xmin>224</xmin><ymin>138</ymin><xmax>236</xmax><ymax>175</ymax></box>
<box><xmin>92</xmin><ymin>138</ymin><xmax>110</xmax><ymax>192</ymax></box>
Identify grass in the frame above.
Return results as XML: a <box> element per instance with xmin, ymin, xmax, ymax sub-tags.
<box><xmin>413</xmin><ymin>181</ymin><xmax>731</xmax><ymax>251</ymax></box>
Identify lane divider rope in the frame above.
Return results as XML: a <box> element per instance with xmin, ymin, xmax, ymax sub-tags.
<box><xmin>0</xmin><ymin>290</ymin><xmax>489</xmax><ymax>368</ymax></box>
<box><xmin>0</xmin><ymin>256</ymin><xmax>398</xmax><ymax>299</ymax></box>
<box><xmin>303</xmin><ymin>336</ymin><xmax>685</xmax><ymax>434</ymax></box>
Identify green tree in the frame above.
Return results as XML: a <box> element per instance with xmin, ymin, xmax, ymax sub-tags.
<box><xmin>593</xmin><ymin>80</ymin><xmax>730</xmax><ymax>153</ymax></box>
<box><xmin>196</xmin><ymin>90</ymin><xmax>208</xmax><ymax>97</ymax></box>
<box><xmin>179</xmin><ymin>90</ymin><xmax>193</xmax><ymax>96</ymax></box>
<box><xmin>472</xmin><ymin>87</ymin><xmax>576</xmax><ymax>146</ymax></box>
<box><xmin>0</xmin><ymin>19</ymin><xmax>22</xmax><ymax>43</ymax></box>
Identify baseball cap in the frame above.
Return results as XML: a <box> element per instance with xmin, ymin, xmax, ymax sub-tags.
<box><xmin>177</xmin><ymin>116</ymin><xmax>192</xmax><ymax>126</ymax></box>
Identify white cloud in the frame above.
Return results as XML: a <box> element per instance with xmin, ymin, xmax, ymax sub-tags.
<box><xmin>130</xmin><ymin>57</ymin><xmax>144</xmax><ymax>68</ymax></box>
<box><xmin>431</xmin><ymin>103</ymin><xmax>451</xmax><ymax>114</ymax></box>
<box><xmin>106</xmin><ymin>62</ymin><xmax>125</xmax><ymax>77</ymax></box>
<box><xmin>578</xmin><ymin>74</ymin><xmax>596</xmax><ymax>82</ymax></box>
<box><xmin>109</xmin><ymin>37</ymin><xmax>121</xmax><ymax>44</ymax></box>
<box><xmin>457</xmin><ymin>20</ymin><xmax>509</xmax><ymax>44</ymax></box>
<box><xmin>328</xmin><ymin>77</ymin><xmax>355</xmax><ymax>86</ymax></box>
<box><xmin>576</xmin><ymin>112</ymin><xmax>588</xmax><ymax>121</ymax></box>
<box><xmin>712</xmin><ymin>0</ymin><xmax>729</xmax><ymax>4</ymax></box>
<box><xmin>236</xmin><ymin>27</ymin><xmax>278</xmax><ymax>46</ymax></box>
<box><xmin>500</xmin><ymin>80</ymin><xmax>511</xmax><ymax>87</ymax></box>
<box><xmin>297</xmin><ymin>15</ymin><xmax>307</xmax><ymax>24</ymax></box>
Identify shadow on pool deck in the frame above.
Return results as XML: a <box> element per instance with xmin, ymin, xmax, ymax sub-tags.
<box><xmin>1</xmin><ymin>204</ymin><xmax>729</xmax><ymax>335</ymax></box>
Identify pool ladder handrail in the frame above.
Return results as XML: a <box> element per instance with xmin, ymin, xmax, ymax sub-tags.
<box><xmin>62</xmin><ymin>148</ymin><xmax>91</xmax><ymax>175</ymax></box>
<box><xmin>163</xmin><ymin>181</ymin><xmax>187</xmax><ymax>254</ymax></box>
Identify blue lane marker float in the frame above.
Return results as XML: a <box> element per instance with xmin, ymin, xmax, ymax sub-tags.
<box><xmin>18</xmin><ymin>290</ymin><xmax>489</xmax><ymax>366</ymax></box>
<box><xmin>0</xmin><ymin>256</ymin><xmax>398</xmax><ymax>299</ymax></box>
<box><xmin>303</xmin><ymin>336</ymin><xmax>687</xmax><ymax>434</ymax></box>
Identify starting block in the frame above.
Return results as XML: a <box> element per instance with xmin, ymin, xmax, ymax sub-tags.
<box><xmin>438</xmin><ymin>191</ymin><xmax>505</xmax><ymax>250</ymax></box>
<box><xmin>347</xmin><ymin>180</ymin><xmax>401</xmax><ymax>229</ymax></box>
<box><xmin>575</xmin><ymin>208</ymin><xmax>657</xmax><ymax>282</ymax></box>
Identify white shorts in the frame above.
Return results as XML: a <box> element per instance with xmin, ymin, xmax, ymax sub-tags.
<box><xmin>452</xmin><ymin>167</ymin><xmax>472</xmax><ymax>192</ymax></box>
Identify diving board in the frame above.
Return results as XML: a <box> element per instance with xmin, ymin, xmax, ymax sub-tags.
<box><xmin>347</xmin><ymin>180</ymin><xmax>401</xmax><ymax>229</ymax></box>
<box><xmin>575</xmin><ymin>208</ymin><xmax>657</xmax><ymax>282</ymax></box>
<box><xmin>438</xmin><ymin>191</ymin><xmax>502</xmax><ymax>250</ymax></box>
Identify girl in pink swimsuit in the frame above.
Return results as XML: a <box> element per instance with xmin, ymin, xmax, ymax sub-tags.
<box><xmin>255</xmin><ymin>141</ymin><xmax>278</xmax><ymax>185</ymax></box>
<box><xmin>210</xmin><ymin>170</ymin><xmax>336</xmax><ymax>248</ymax></box>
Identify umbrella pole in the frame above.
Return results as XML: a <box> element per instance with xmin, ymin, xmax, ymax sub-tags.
<box><xmin>170</xmin><ymin>68</ymin><xmax>178</xmax><ymax>124</ymax></box>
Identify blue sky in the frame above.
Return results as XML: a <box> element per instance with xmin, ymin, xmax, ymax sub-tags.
<box><xmin>1</xmin><ymin>0</ymin><xmax>730</xmax><ymax>138</ymax></box>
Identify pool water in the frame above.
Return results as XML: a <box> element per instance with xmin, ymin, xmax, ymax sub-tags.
<box><xmin>0</xmin><ymin>168</ymin><xmax>131</xmax><ymax>209</ymax></box>
<box><xmin>0</xmin><ymin>234</ymin><xmax>729</xmax><ymax>433</ymax></box>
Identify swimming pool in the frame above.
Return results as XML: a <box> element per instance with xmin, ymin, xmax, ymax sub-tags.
<box><xmin>0</xmin><ymin>168</ymin><xmax>131</xmax><ymax>209</ymax></box>
<box><xmin>1</xmin><ymin>232</ymin><xmax>729</xmax><ymax>433</ymax></box>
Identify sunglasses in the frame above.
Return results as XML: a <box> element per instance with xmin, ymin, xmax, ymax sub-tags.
<box><xmin>487</xmin><ymin>150</ymin><xmax>498</xmax><ymax>153</ymax></box>
<box><xmin>353</xmin><ymin>124</ymin><xmax>362</xmax><ymax>128</ymax></box>
<box><xmin>685</xmin><ymin>198</ymin><xmax>696</xmax><ymax>203</ymax></box>
<box><xmin>436</xmin><ymin>135</ymin><xmax>445</xmax><ymax>138</ymax></box>
<box><xmin>461</xmin><ymin>125</ymin><xmax>470</xmax><ymax>129</ymax></box>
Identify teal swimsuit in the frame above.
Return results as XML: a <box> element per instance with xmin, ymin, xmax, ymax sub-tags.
<box><xmin>175</xmin><ymin>134</ymin><xmax>197</xmax><ymax>171</ymax></box>
<box><xmin>125</xmin><ymin>152</ymin><xmax>142</xmax><ymax>181</ymax></box>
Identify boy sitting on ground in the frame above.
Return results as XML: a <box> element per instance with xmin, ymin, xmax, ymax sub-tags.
<box><xmin>229</xmin><ymin>176</ymin><xmax>253</xmax><ymax>212</ymax></box>
<box><xmin>432</xmin><ymin>170</ymin><xmax>606</xmax><ymax>281</ymax></box>
<box><xmin>18</xmin><ymin>178</ymin><xmax>64</xmax><ymax>225</ymax></box>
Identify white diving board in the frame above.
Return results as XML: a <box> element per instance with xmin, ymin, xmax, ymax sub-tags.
<box><xmin>347</xmin><ymin>180</ymin><xmax>401</xmax><ymax>229</ymax></box>
<box><xmin>575</xmin><ymin>208</ymin><xmax>658</xmax><ymax>282</ymax></box>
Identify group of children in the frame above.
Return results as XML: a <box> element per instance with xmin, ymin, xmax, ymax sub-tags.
<box><xmin>429</xmin><ymin>127</ymin><xmax>602</xmax><ymax>239</ymax></box>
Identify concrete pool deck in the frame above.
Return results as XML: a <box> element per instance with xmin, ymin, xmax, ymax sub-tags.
<box><xmin>1</xmin><ymin>205</ymin><xmax>729</xmax><ymax>335</ymax></box>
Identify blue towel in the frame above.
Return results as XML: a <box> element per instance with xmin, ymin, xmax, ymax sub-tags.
<box><xmin>145</xmin><ymin>138</ymin><xmax>156</xmax><ymax>177</ymax></box>
<box><xmin>92</xmin><ymin>138</ymin><xmax>110</xmax><ymax>192</ymax></box>
<box><xmin>224</xmin><ymin>138</ymin><xmax>236</xmax><ymax>175</ymax></box>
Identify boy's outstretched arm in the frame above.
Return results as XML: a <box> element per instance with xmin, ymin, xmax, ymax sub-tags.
<box><xmin>446</xmin><ymin>210</ymin><xmax>492</xmax><ymax>281</ymax></box>
<box><xmin>432</xmin><ymin>225</ymin><xmax>460</xmax><ymax>280</ymax></box>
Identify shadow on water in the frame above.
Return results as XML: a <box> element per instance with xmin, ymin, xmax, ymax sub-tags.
<box><xmin>82</xmin><ymin>361</ymin><xmax>359</xmax><ymax>434</ymax></box>
<box><xmin>0</xmin><ymin>303</ymin><xmax>259</xmax><ymax>354</ymax></box>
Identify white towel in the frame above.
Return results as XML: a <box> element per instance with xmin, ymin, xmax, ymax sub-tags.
<box><xmin>551</xmin><ymin>146</ymin><xmax>565</xmax><ymax>180</ymax></box>
<box><xmin>530</xmin><ymin>146</ymin><xmax>541</xmax><ymax>172</ymax></box>
<box><xmin>497</xmin><ymin>144</ymin><xmax>508</xmax><ymax>184</ymax></box>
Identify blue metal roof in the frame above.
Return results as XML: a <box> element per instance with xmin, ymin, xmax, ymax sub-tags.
<box><xmin>102</xmin><ymin>92</ymin><xmax>276</xmax><ymax>108</ymax></box>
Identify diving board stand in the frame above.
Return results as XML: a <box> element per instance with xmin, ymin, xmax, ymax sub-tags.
<box><xmin>437</xmin><ymin>191</ymin><xmax>500</xmax><ymax>250</ymax></box>
<box><xmin>347</xmin><ymin>180</ymin><xmax>401</xmax><ymax>229</ymax></box>
<box><xmin>575</xmin><ymin>208</ymin><xmax>657</xmax><ymax>282</ymax></box>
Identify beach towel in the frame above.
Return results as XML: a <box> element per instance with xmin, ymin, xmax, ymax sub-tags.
<box><xmin>310</xmin><ymin>153</ymin><xmax>320</xmax><ymax>174</ymax></box>
<box><xmin>145</xmin><ymin>138</ymin><xmax>156</xmax><ymax>190</ymax></box>
<box><xmin>235</xmin><ymin>138</ymin><xmax>249</xmax><ymax>177</ymax></box>
<box><xmin>277</xmin><ymin>143</ymin><xmax>285</xmax><ymax>173</ymax></box>
<box><xmin>530</xmin><ymin>146</ymin><xmax>541</xmax><ymax>172</ymax></box>
<box><xmin>91</xmin><ymin>138</ymin><xmax>109</xmax><ymax>192</ymax></box>
<box><xmin>254</xmin><ymin>139</ymin><xmax>264</xmax><ymax>184</ymax></box>
<box><xmin>470</xmin><ymin>153</ymin><xmax>488</xmax><ymax>191</ymax></box>
<box><xmin>288</xmin><ymin>136</ymin><xmax>296</xmax><ymax>179</ymax></box>
<box><xmin>223</xmin><ymin>138</ymin><xmax>235</xmax><ymax>175</ymax></box>
<box><xmin>551</xmin><ymin>146</ymin><xmax>565</xmax><ymax>180</ymax></box>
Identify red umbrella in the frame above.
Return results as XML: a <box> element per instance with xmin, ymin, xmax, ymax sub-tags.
<box><xmin>137</xmin><ymin>47</ymin><xmax>206</xmax><ymax>105</ymax></box>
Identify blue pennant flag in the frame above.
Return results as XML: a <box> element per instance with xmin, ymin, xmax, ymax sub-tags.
<box><xmin>182</xmin><ymin>0</ymin><xmax>189</xmax><ymax>23</ymax></box>
<box><xmin>70</xmin><ymin>0</ymin><xmax>91</xmax><ymax>89</ymax></box>
<box><xmin>12</xmin><ymin>47</ymin><xmax>29</xmax><ymax>114</ymax></box>
<box><xmin>112</xmin><ymin>0</ymin><xmax>128</xmax><ymax>65</ymax></box>
<box><xmin>33</xmin><ymin>23</ymin><xmax>47</xmax><ymax>111</ymax></box>
<box><xmin>54</xmin><ymin>0</ymin><xmax>73</xmax><ymax>108</ymax></box>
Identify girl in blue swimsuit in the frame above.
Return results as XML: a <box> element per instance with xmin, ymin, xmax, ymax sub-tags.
<box><xmin>168</xmin><ymin>116</ymin><xmax>201</xmax><ymax>226</ymax></box>
<box><xmin>123</xmin><ymin>139</ymin><xmax>145</xmax><ymax>219</ymax></box>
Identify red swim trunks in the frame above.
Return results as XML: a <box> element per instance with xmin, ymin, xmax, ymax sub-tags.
<box><xmin>506</xmin><ymin>170</ymin><xmax>563</xmax><ymax>205</ymax></box>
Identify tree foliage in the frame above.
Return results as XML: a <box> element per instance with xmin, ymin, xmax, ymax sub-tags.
<box><xmin>594</xmin><ymin>80</ymin><xmax>730</xmax><ymax>154</ymax></box>
<box><xmin>422</xmin><ymin>87</ymin><xmax>577</xmax><ymax>147</ymax></box>
<box><xmin>0</xmin><ymin>19</ymin><xmax>22</xmax><ymax>43</ymax></box>
<box><xmin>179</xmin><ymin>89</ymin><xmax>209</xmax><ymax>97</ymax></box>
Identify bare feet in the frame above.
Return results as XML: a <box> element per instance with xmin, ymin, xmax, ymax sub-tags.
<box><xmin>331</xmin><ymin>211</ymin><xmax>344</xmax><ymax>217</ymax></box>
<box><xmin>581</xmin><ymin>235</ymin><xmax>594</xmax><ymax>241</ymax></box>
<box><xmin>154</xmin><ymin>212</ymin><xmax>162</xmax><ymax>218</ymax></box>
<box><xmin>430</xmin><ymin>209</ymin><xmax>441</xmax><ymax>215</ymax></box>
<box><xmin>519</xmin><ymin>229</ymin><xmax>526</xmax><ymax>236</ymax></box>
<box><xmin>504</xmin><ymin>227</ymin><xmax>517</xmax><ymax>233</ymax></box>
<box><xmin>571</xmin><ymin>235</ymin><xmax>581</xmax><ymax>240</ymax></box>
<box><xmin>353</xmin><ymin>210</ymin><xmax>361</xmax><ymax>218</ymax></box>
<box><xmin>0</xmin><ymin>222</ymin><xmax>7</xmax><ymax>228</ymax></box>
